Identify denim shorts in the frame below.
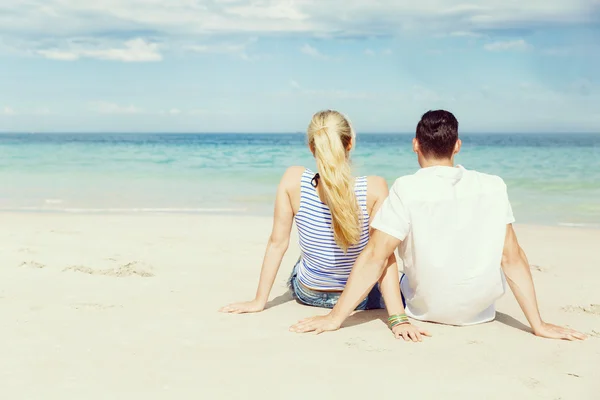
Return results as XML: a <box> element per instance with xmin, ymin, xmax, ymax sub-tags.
<box><xmin>287</xmin><ymin>260</ymin><xmax>386</xmax><ymax>310</ymax></box>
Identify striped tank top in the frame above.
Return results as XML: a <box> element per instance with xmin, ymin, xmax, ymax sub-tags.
<box><xmin>295</xmin><ymin>168</ymin><xmax>370</xmax><ymax>291</ymax></box>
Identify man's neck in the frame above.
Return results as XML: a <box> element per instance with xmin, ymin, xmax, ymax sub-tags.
<box><xmin>419</xmin><ymin>157</ymin><xmax>454</xmax><ymax>168</ymax></box>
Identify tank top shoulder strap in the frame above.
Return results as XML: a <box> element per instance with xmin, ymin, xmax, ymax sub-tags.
<box><xmin>300</xmin><ymin>169</ymin><xmax>367</xmax><ymax>209</ymax></box>
<box><xmin>299</xmin><ymin>168</ymin><xmax>320</xmax><ymax>203</ymax></box>
<box><xmin>354</xmin><ymin>176</ymin><xmax>368</xmax><ymax>209</ymax></box>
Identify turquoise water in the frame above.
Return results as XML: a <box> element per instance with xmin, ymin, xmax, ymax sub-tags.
<box><xmin>0</xmin><ymin>133</ymin><xmax>599</xmax><ymax>227</ymax></box>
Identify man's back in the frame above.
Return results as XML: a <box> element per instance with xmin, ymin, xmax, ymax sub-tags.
<box><xmin>372</xmin><ymin>165</ymin><xmax>515</xmax><ymax>325</ymax></box>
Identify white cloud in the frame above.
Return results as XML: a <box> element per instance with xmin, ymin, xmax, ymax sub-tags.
<box><xmin>382</xmin><ymin>49</ymin><xmax>393</xmax><ymax>55</ymax></box>
<box><xmin>37</xmin><ymin>50</ymin><xmax>79</xmax><ymax>60</ymax></box>
<box><xmin>300</xmin><ymin>44</ymin><xmax>325</xmax><ymax>58</ymax></box>
<box><xmin>484</xmin><ymin>39</ymin><xmax>531</xmax><ymax>52</ymax></box>
<box><xmin>185</xmin><ymin>39</ymin><xmax>258</xmax><ymax>60</ymax></box>
<box><xmin>36</xmin><ymin>38</ymin><xmax>161</xmax><ymax>62</ymax></box>
<box><xmin>84</xmin><ymin>39</ymin><xmax>161</xmax><ymax>62</ymax></box>
<box><xmin>2</xmin><ymin>106</ymin><xmax>16</xmax><ymax>115</ymax></box>
<box><xmin>364</xmin><ymin>49</ymin><xmax>376</xmax><ymax>56</ymax></box>
<box><xmin>225</xmin><ymin>2</ymin><xmax>308</xmax><ymax>21</ymax></box>
<box><xmin>290</xmin><ymin>80</ymin><xmax>301</xmax><ymax>89</ymax></box>
<box><xmin>0</xmin><ymin>1</ymin><xmax>594</xmax><ymax>38</ymax></box>
<box><xmin>89</xmin><ymin>101</ymin><xmax>144</xmax><ymax>115</ymax></box>
<box><xmin>168</xmin><ymin>108</ymin><xmax>182</xmax><ymax>115</ymax></box>
<box><xmin>0</xmin><ymin>1</ymin><xmax>595</xmax><ymax>60</ymax></box>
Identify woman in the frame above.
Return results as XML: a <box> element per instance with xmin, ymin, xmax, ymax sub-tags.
<box><xmin>220</xmin><ymin>110</ymin><xmax>427</xmax><ymax>341</ymax></box>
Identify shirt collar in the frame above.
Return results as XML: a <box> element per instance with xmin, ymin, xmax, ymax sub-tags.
<box><xmin>416</xmin><ymin>165</ymin><xmax>466</xmax><ymax>179</ymax></box>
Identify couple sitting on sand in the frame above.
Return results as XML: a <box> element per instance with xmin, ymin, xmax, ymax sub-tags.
<box><xmin>221</xmin><ymin>109</ymin><xmax>586</xmax><ymax>342</ymax></box>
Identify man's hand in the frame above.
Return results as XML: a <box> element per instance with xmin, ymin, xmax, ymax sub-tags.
<box><xmin>533</xmin><ymin>322</ymin><xmax>587</xmax><ymax>341</ymax></box>
<box><xmin>289</xmin><ymin>314</ymin><xmax>342</xmax><ymax>334</ymax></box>
<box><xmin>501</xmin><ymin>226</ymin><xmax>587</xmax><ymax>341</ymax></box>
<box><xmin>392</xmin><ymin>323</ymin><xmax>432</xmax><ymax>342</ymax></box>
<box><xmin>219</xmin><ymin>299</ymin><xmax>265</xmax><ymax>314</ymax></box>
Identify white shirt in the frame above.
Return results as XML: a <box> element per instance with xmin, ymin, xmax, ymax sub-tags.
<box><xmin>371</xmin><ymin>165</ymin><xmax>515</xmax><ymax>326</ymax></box>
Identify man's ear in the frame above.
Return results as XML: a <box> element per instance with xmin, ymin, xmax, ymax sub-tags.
<box><xmin>412</xmin><ymin>138</ymin><xmax>419</xmax><ymax>154</ymax></box>
<box><xmin>454</xmin><ymin>139</ymin><xmax>462</xmax><ymax>155</ymax></box>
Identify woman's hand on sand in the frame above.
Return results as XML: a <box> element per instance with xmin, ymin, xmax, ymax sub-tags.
<box><xmin>289</xmin><ymin>314</ymin><xmax>342</xmax><ymax>334</ymax></box>
<box><xmin>392</xmin><ymin>323</ymin><xmax>431</xmax><ymax>342</ymax></box>
<box><xmin>219</xmin><ymin>299</ymin><xmax>265</xmax><ymax>314</ymax></box>
<box><xmin>533</xmin><ymin>322</ymin><xmax>587</xmax><ymax>341</ymax></box>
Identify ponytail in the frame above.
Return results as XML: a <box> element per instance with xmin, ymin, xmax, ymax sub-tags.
<box><xmin>308</xmin><ymin>111</ymin><xmax>361</xmax><ymax>252</ymax></box>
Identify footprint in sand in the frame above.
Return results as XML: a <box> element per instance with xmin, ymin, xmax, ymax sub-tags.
<box><xmin>520</xmin><ymin>377</ymin><xmax>541</xmax><ymax>389</ymax></box>
<box><xmin>72</xmin><ymin>303</ymin><xmax>121</xmax><ymax>310</ymax></box>
<box><xmin>18</xmin><ymin>248</ymin><xmax>37</xmax><ymax>255</ymax></box>
<box><xmin>19</xmin><ymin>261</ymin><xmax>46</xmax><ymax>269</ymax></box>
<box><xmin>345</xmin><ymin>337</ymin><xmax>388</xmax><ymax>353</ymax></box>
<box><xmin>63</xmin><ymin>261</ymin><xmax>155</xmax><ymax>278</ymax></box>
<box><xmin>49</xmin><ymin>230</ymin><xmax>81</xmax><ymax>236</ymax></box>
<box><xmin>561</xmin><ymin>304</ymin><xmax>600</xmax><ymax>316</ymax></box>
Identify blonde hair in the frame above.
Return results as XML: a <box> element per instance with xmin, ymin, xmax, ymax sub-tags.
<box><xmin>307</xmin><ymin>110</ymin><xmax>360</xmax><ymax>252</ymax></box>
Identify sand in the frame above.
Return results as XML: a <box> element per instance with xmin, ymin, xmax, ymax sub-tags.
<box><xmin>0</xmin><ymin>213</ymin><xmax>598</xmax><ymax>399</ymax></box>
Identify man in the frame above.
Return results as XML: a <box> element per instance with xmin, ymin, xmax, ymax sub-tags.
<box><xmin>290</xmin><ymin>110</ymin><xmax>586</xmax><ymax>341</ymax></box>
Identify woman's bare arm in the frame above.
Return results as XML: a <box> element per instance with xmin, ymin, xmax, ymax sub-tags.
<box><xmin>220</xmin><ymin>167</ymin><xmax>298</xmax><ymax>313</ymax></box>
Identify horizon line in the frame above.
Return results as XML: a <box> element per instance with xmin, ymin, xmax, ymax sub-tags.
<box><xmin>1</xmin><ymin>131</ymin><xmax>599</xmax><ymax>135</ymax></box>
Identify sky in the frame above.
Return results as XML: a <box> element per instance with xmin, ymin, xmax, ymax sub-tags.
<box><xmin>0</xmin><ymin>0</ymin><xmax>599</xmax><ymax>133</ymax></box>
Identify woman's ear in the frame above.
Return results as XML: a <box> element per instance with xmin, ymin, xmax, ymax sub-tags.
<box><xmin>346</xmin><ymin>137</ymin><xmax>353</xmax><ymax>152</ymax></box>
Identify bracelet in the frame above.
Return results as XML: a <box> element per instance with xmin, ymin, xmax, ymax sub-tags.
<box><xmin>388</xmin><ymin>314</ymin><xmax>409</xmax><ymax>329</ymax></box>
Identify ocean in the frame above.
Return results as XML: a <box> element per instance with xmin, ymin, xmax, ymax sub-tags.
<box><xmin>1</xmin><ymin>133</ymin><xmax>599</xmax><ymax>227</ymax></box>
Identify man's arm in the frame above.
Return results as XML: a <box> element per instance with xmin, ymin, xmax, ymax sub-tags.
<box><xmin>290</xmin><ymin>178</ymin><xmax>431</xmax><ymax>339</ymax></box>
<box><xmin>331</xmin><ymin>229</ymin><xmax>400</xmax><ymax>322</ymax></box>
<box><xmin>290</xmin><ymin>229</ymin><xmax>431</xmax><ymax>341</ymax></box>
<box><xmin>501</xmin><ymin>225</ymin><xmax>586</xmax><ymax>340</ymax></box>
<box><xmin>363</xmin><ymin>177</ymin><xmax>424</xmax><ymax>339</ymax></box>
<box><xmin>289</xmin><ymin>229</ymin><xmax>398</xmax><ymax>333</ymax></box>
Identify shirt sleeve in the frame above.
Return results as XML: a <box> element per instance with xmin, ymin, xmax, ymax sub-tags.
<box><xmin>505</xmin><ymin>196</ymin><xmax>515</xmax><ymax>224</ymax></box>
<box><xmin>370</xmin><ymin>180</ymin><xmax>410</xmax><ymax>241</ymax></box>
<box><xmin>502</xmin><ymin>179</ymin><xmax>515</xmax><ymax>224</ymax></box>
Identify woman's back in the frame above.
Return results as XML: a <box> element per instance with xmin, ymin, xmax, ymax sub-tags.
<box><xmin>293</xmin><ymin>168</ymin><xmax>370</xmax><ymax>291</ymax></box>
<box><xmin>220</xmin><ymin>109</ymin><xmax>395</xmax><ymax>317</ymax></box>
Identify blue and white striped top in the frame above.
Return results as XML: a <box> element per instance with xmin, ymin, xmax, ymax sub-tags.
<box><xmin>295</xmin><ymin>168</ymin><xmax>370</xmax><ymax>291</ymax></box>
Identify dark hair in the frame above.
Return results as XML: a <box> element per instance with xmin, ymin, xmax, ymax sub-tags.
<box><xmin>416</xmin><ymin>110</ymin><xmax>459</xmax><ymax>159</ymax></box>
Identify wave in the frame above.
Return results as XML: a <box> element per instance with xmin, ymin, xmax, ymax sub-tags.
<box><xmin>558</xmin><ymin>222</ymin><xmax>600</xmax><ymax>229</ymax></box>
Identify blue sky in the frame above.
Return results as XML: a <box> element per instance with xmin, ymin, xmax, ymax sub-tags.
<box><xmin>0</xmin><ymin>1</ymin><xmax>599</xmax><ymax>133</ymax></box>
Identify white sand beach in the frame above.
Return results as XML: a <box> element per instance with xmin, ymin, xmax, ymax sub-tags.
<box><xmin>0</xmin><ymin>213</ymin><xmax>598</xmax><ymax>399</ymax></box>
